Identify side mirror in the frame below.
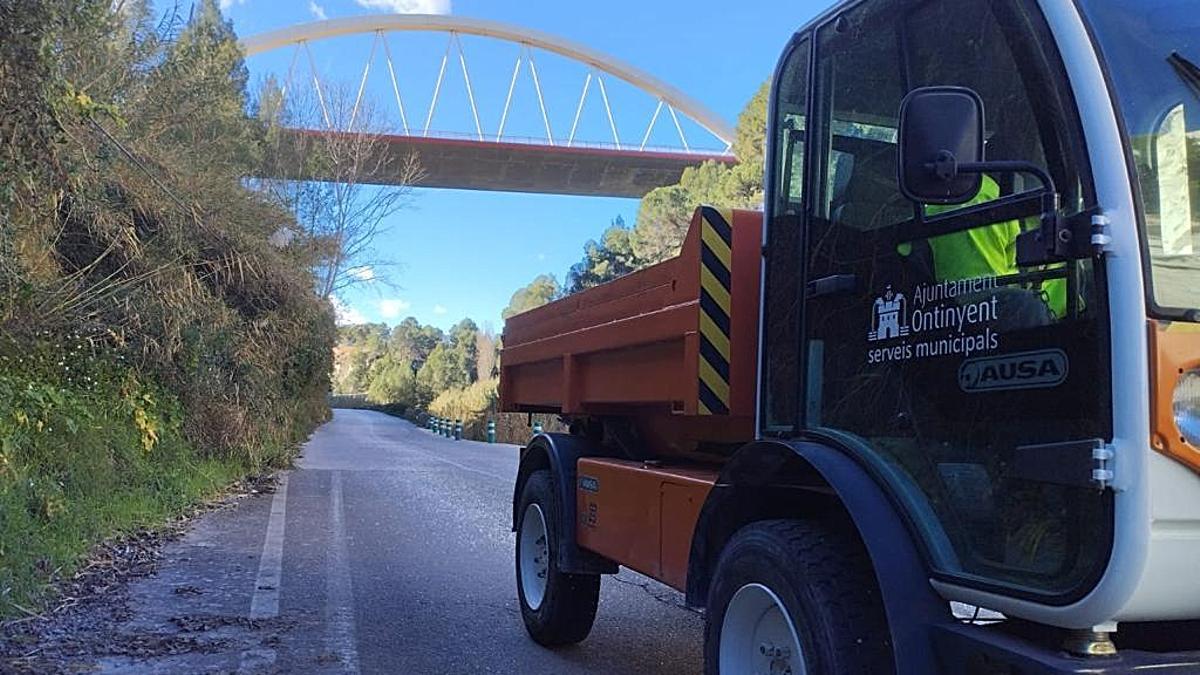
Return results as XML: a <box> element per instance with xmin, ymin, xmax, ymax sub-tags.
<box><xmin>897</xmin><ymin>86</ymin><xmax>985</xmax><ymax>205</ymax></box>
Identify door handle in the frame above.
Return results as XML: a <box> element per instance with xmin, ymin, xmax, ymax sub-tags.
<box><xmin>806</xmin><ymin>274</ymin><xmax>858</xmax><ymax>299</ymax></box>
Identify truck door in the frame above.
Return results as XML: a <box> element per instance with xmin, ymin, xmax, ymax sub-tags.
<box><xmin>777</xmin><ymin>0</ymin><xmax>1116</xmax><ymax>603</ymax></box>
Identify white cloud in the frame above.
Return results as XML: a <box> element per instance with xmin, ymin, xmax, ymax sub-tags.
<box><xmin>354</xmin><ymin>0</ymin><xmax>451</xmax><ymax>14</ymax></box>
<box><xmin>432</xmin><ymin>304</ymin><xmax>448</xmax><ymax>315</ymax></box>
<box><xmin>536</xmin><ymin>253</ymin><xmax>547</xmax><ymax>261</ymax></box>
<box><xmin>218</xmin><ymin>0</ymin><xmax>246</xmax><ymax>11</ymax></box>
<box><xmin>349</xmin><ymin>266</ymin><xmax>375</xmax><ymax>282</ymax></box>
<box><xmin>379</xmin><ymin>298</ymin><xmax>412</xmax><ymax>319</ymax></box>
<box><xmin>309</xmin><ymin>0</ymin><xmax>328</xmax><ymax>19</ymax></box>
<box><xmin>331</xmin><ymin>296</ymin><xmax>368</xmax><ymax>326</ymax></box>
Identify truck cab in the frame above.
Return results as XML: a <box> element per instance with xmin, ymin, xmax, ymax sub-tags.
<box><xmin>504</xmin><ymin>0</ymin><xmax>1200</xmax><ymax>672</ymax></box>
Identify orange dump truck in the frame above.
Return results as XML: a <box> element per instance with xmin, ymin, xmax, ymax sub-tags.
<box><xmin>502</xmin><ymin>0</ymin><xmax>1200</xmax><ymax>671</ymax></box>
<box><xmin>501</xmin><ymin>205</ymin><xmax>758</xmax><ymax>595</ymax></box>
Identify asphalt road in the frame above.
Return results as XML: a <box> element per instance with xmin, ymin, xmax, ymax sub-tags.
<box><xmin>87</xmin><ymin>409</ymin><xmax>703</xmax><ymax>674</ymax></box>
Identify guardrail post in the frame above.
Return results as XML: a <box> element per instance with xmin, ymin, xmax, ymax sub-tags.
<box><xmin>487</xmin><ymin>418</ymin><xmax>496</xmax><ymax>444</ymax></box>
<box><xmin>454</xmin><ymin>419</ymin><xmax>462</xmax><ymax>440</ymax></box>
<box><xmin>532</xmin><ymin>420</ymin><xmax>543</xmax><ymax>435</ymax></box>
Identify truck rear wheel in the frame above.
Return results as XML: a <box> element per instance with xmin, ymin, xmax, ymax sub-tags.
<box><xmin>704</xmin><ymin>519</ymin><xmax>893</xmax><ymax>675</ymax></box>
<box><xmin>516</xmin><ymin>470</ymin><xmax>600</xmax><ymax>646</ymax></box>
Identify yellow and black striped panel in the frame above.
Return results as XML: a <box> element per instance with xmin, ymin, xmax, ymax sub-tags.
<box><xmin>698</xmin><ymin>206</ymin><xmax>734</xmax><ymax>415</ymax></box>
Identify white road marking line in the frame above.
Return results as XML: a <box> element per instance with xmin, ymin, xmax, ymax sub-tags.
<box><xmin>326</xmin><ymin>471</ymin><xmax>361</xmax><ymax>673</ymax></box>
<box><xmin>250</xmin><ymin>472</ymin><xmax>289</xmax><ymax>619</ymax></box>
<box><xmin>239</xmin><ymin>473</ymin><xmax>289</xmax><ymax>672</ymax></box>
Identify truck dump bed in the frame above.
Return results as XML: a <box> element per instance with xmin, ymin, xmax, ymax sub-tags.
<box><xmin>500</xmin><ymin>206</ymin><xmax>762</xmax><ymax>449</ymax></box>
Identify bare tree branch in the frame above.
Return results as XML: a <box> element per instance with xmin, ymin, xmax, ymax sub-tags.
<box><xmin>253</xmin><ymin>83</ymin><xmax>423</xmax><ymax>300</ymax></box>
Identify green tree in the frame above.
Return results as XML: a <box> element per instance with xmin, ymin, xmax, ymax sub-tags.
<box><xmin>335</xmin><ymin>316</ymin><xmax>458</xmax><ymax>405</ymax></box>
<box><xmin>417</xmin><ymin>342</ymin><xmax>471</xmax><ymax>393</ymax></box>
<box><xmin>136</xmin><ymin>0</ymin><xmax>258</xmax><ymax>180</ymax></box>
<box><xmin>449</xmin><ymin>318</ymin><xmax>480</xmax><ymax>384</ymax></box>
<box><xmin>386</xmin><ymin>317</ymin><xmax>442</xmax><ymax>366</ymax></box>
<box><xmin>632</xmin><ymin>161</ymin><xmax>736</xmax><ymax>263</ymax></box>
<box><xmin>333</xmin><ymin>323</ymin><xmax>388</xmax><ymax>392</ymax></box>
<box><xmin>502</xmin><ymin>274</ymin><xmax>561</xmax><ymax>320</ymax></box>
<box><xmin>724</xmin><ymin>81</ymin><xmax>771</xmax><ymax>206</ymax></box>
<box><xmin>339</xmin><ymin>323</ymin><xmax>390</xmax><ymax>346</ymax></box>
<box><xmin>366</xmin><ymin>355</ymin><xmax>429</xmax><ymax>407</ymax></box>
<box><xmin>565</xmin><ymin>216</ymin><xmax>640</xmax><ymax>294</ymax></box>
<box><xmin>631</xmin><ymin>83</ymin><xmax>769</xmax><ymax>264</ymax></box>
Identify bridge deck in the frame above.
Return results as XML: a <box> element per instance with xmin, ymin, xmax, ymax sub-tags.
<box><xmin>262</xmin><ymin>129</ymin><xmax>735</xmax><ymax>198</ymax></box>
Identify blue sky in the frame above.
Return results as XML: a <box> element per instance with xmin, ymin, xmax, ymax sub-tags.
<box><xmin>221</xmin><ymin>0</ymin><xmax>827</xmax><ymax>331</ymax></box>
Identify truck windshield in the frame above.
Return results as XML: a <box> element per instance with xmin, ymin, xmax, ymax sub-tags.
<box><xmin>1079</xmin><ymin>0</ymin><xmax>1200</xmax><ymax>315</ymax></box>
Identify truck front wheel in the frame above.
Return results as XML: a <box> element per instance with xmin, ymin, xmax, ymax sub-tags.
<box><xmin>704</xmin><ymin>519</ymin><xmax>893</xmax><ymax>675</ymax></box>
<box><xmin>516</xmin><ymin>470</ymin><xmax>600</xmax><ymax>646</ymax></box>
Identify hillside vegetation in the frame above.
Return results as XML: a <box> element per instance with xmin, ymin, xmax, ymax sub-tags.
<box><xmin>333</xmin><ymin>318</ymin><xmax>498</xmax><ymax>420</ymax></box>
<box><xmin>0</xmin><ymin>1</ymin><xmax>334</xmax><ymax>615</ymax></box>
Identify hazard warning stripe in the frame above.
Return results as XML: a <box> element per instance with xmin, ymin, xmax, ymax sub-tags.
<box><xmin>698</xmin><ymin>206</ymin><xmax>734</xmax><ymax>416</ymax></box>
<box><xmin>700</xmin><ymin>265</ymin><xmax>731</xmax><ymax>315</ymax></box>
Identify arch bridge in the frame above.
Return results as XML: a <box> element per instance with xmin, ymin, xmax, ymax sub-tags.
<box><xmin>243</xmin><ymin>15</ymin><xmax>737</xmax><ymax>197</ymax></box>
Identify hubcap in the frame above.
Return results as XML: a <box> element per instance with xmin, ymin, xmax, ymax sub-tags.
<box><xmin>519</xmin><ymin>503</ymin><xmax>549</xmax><ymax>610</ymax></box>
<box><xmin>720</xmin><ymin>583</ymin><xmax>806</xmax><ymax>675</ymax></box>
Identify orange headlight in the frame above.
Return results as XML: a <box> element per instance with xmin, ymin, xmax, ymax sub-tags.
<box><xmin>1150</xmin><ymin>320</ymin><xmax>1200</xmax><ymax>473</ymax></box>
<box><xmin>1175</xmin><ymin>370</ymin><xmax>1200</xmax><ymax>446</ymax></box>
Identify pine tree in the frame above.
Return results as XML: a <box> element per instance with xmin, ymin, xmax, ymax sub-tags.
<box><xmin>502</xmin><ymin>275</ymin><xmax>561</xmax><ymax>319</ymax></box>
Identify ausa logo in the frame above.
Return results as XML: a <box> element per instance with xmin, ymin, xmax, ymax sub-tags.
<box><xmin>958</xmin><ymin>349</ymin><xmax>1069</xmax><ymax>393</ymax></box>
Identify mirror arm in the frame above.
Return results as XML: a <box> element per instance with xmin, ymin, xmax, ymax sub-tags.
<box><xmin>957</xmin><ymin>160</ymin><xmax>1089</xmax><ymax>265</ymax></box>
<box><xmin>956</xmin><ymin>160</ymin><xmax>1057</xmax><ymax>207</ymax></box>
<box><xmin>921</xmin><ymin>153</ymin><xmax>1060</xmax><ymax>213</ymax></box>
<box><xmin>927</xmin><ymin>155</ymin><xmax>1086</xmax><ymax>264</ymax></box>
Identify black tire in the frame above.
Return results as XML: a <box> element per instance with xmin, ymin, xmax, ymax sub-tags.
<box><xmin>704</xmin><ymin>518</ymin><xmax>894</xmax><ymax>674</ymax></box>
<box><xmin>515</xmin><ymin>470</ymin><xmax>600</xmax><ymax>646</ymax></box>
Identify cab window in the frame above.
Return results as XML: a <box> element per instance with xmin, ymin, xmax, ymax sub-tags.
<box><xmin>793</xmin><ymin>0</ymin><xmax>1113</xmax><ymax>601</ymax></box>
<box><xmin>762</xmin><ymin>37</ymin><xmax>810</xmax><ymax>431</ymax></box>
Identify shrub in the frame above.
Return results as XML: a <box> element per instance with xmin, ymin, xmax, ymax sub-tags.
<box><xmin>427</xmin><ymin>378</ymin><xmax>498</xmax><ymax>438</ymax></box>
<box><xmin>0</xmin><ymin>354</ymin><xmax>253</xmax><ymax>615</ymax></box>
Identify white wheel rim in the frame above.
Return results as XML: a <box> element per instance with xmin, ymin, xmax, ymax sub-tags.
<box><xmin>719</xmin><ymin>583</ymin><xmax>806</xmax><ymax>675</ymax></box>
<box><xmin>519</xmin><ymin>503</ymin><xmax>550</xmax><ymax>611</ymax></box>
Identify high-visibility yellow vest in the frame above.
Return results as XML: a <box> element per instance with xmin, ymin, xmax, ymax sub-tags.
<box><xmin>911</xmin><ymin>175</ymin><xmax>1068</xmax><ymax>318</ymax></box>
